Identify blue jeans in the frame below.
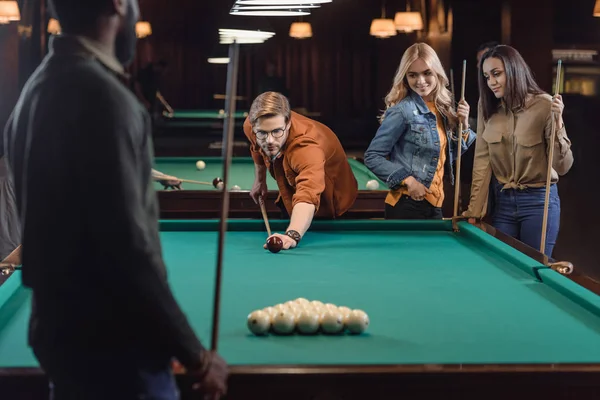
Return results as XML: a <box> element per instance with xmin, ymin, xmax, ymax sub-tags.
<box><xmin>34</xmin><ymin>347</ymin><xmax>179</xmax><ymax>400</ymax></box>
<box><xmin>491</xmin><ymin>182</ymin><xmax>560</xmax><ymax>257</ymax></box>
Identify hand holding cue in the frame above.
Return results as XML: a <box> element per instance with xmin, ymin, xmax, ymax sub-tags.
<box><xmin>540</xmin><ymin>59</ymin><xmax>562</xmax><ymax>256</ymax></box>
<box><xmin>258</xmin><ymin>195</ymin><xmax>272</xmax><ymax>237</ymax></box>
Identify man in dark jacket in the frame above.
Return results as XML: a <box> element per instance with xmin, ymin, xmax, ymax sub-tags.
<box><xmin>2</xmin><ymin>0</ymin><xmax>227</xmax><ymax>398</ymax></box>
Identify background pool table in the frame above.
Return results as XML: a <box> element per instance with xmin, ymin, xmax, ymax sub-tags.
<box><xmin>154</xmin><ymin>156</ymin><xmax>388</xmax><ymax>219</ymax></box>
<box><xmin>153</xmin><ymin>109</ymin><xmax>251</xmax><ymax>157</ymax></box>
<box><xmin>1</xmin><ymin>220</ymin><xmax>600</xmax><ymax>399</ymax></box>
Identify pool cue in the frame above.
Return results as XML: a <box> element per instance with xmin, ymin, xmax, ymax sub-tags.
<box><xmin>176</xmin><ymin>178</ymin><xmax>212</xmax><ymax>186</ymax></box>
<box><xmin>540</xmin><ymin>59</ymin><xmax>562</xmax><ymax>256</ymax></box>
<box><xmin>453</xmin><ymin>60</ymin><xmax>467</xmax><ymax>219</ymax></box>
<box><xmin>450</xmin><ymin>68</ymin><xmax>456</xmax><ymax>104</ymax></box>
<box><xmin>211</xmin><ymin>40</ymin><xmax>240</xmax><ymax>351</ymax></box>
<box><xmin>153</xmin><ymin>173</ymin><xmax>213</xmax><ymax>187</ymax></box>
<box><xmin>258</xmin><ymin>195</ymin><xmax>272</xmax><ymax>237</ymax></box>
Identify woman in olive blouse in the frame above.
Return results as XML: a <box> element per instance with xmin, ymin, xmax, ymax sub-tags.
<box><xmin>465</xmin><ymin>45</ymin><xmax>574</xmax><ymax>256</ymax></box>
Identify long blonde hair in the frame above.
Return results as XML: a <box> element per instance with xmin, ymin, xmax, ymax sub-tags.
<box><xmin>380</xmin><ymin>43</ymin><xmax>458</xmax><ymax>129</ymax></box>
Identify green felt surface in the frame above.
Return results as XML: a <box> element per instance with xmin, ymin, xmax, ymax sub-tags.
<box><xmin>167</xmin><ymin>110</ymin><xmax>248</xmax><ymax>120</ymax></box>
<box><xmin>152</xmin><ymin>157</ymin><xmax>385</xmax><ymax>192</ymax></box>
<box><xmin>2</xmin><ymin>220</ymin><xmax>600</xmax><ymax>369</ymax></box>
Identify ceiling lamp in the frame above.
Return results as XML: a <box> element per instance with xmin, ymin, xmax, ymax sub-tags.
<box><xmin>235</xmin><ymin>0</ymin><xmax>331</xmax><ymax>4</ymax></box>
<box><xmin>595</xmin><ymin>0</ymin><xmax>600</xmax><ymax>17</ymax></box>
<box><xmin>230</xmin><ymin>6</ymin><xmax>311</xmax><ymax>16</ymax></box>
<box><xmin>208</xmin><ymin>57</ymin><xmax>230</xmax><ymax>64</ymax></box>
<box><xmin>0</xmin><ymin>1</ymin><xmax>20</xmax><ymax>24</ymax></box>
<box><xmin>394</xmin><ymin>11</ymin><xmax>423</xmax><ymax>32</ymax></box>
<box><xmin>47</xmin><ymin>18</ymin><xmax>61</xmax><ymax>35</ymax></box>
<box><xmin>136</xmin><ymin>21</ymin><xmax>152</xmax><ymax>38</ymax></box>
<box><xmin>370</xmin><ymin>18</ymin><xmax>396</xmax><ymax>38</ymax></box>
<box><xmin>289</xmin><ymin>21</ymin><xmax>312</xmax><ymax>39</ymax></box>
<box><xmin>218</xmin><ymin>28</ymin><xmax>275</xmax><ymax>45</ymax></box>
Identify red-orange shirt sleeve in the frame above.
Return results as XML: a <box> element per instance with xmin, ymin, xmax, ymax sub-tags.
<box><xmin>243</xmin><ymin>118</ymin><xmax>265</xmax><ymax>166</ymax></box>
<box><xmin>287</xmin><ymin>137</ymin><xmax>326</xmax><ymax>211</ymax></box>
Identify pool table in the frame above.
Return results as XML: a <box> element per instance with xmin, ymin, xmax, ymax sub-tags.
<box><xmin>154</xmin><ymin>156</ymin><xmax>388</xmax><ymax>219</ymax></box>
<box><xmin>1</xmin><ymin>219</ymin><xmax>600</xmax><ymax>398</ymax></box>
<box><xmin>160</xmin><ymin>109</ymin><xmax>249</xmax><ymax>129</ymax></box>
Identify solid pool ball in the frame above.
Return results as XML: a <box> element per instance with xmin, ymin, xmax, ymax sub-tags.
<box><xmin>272</xmin><ymin>311</ymin><xmax>295</xmax><ymax>334</ymax></box>
<box><xmin>247</xmin><ymin>310</ymin><xmax>271</xmax><ymax>335</ymax></box>
<box><xmin>266</xmin><ymin>236</ymin><xmax>283</xmax><ymax>253</ymax></box>
<box><xmin>296</xmin><ymin>311</ymin><xmax>320</xmax><ymax>334</ymax></box>
<box><xmin>195</xmin><ymin>160</ymin><xmax>206</xmax><ymax>170</ymax></box>
<box><xmin>346</xmin><ymin>309</ymin><xmax>369</xmax><ymax>334</ymax></box>
<box><xmin>320</xmin><ymin>310</ymin><xmax>344</xmax><ymax>334</ymax></box>
<box><xmin>212</xmin><ymin>177</ymin><xmax>224</xmax><ymax>189</ymax></box>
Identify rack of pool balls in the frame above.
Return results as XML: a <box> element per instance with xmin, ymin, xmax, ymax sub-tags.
<box><xmin>247</xmin><ymin>298</ymin><xmax>369</xmax><ymax>336</ymax></box>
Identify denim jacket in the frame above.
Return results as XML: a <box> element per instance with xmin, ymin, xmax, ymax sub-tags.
<box><xmin>364</xmin><ymin>90</ymin><xmax>476</xmax><ymax>189</ymax></box>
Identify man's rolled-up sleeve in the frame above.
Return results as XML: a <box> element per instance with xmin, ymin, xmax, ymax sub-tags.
<box><xmin>287</xmin><ymin>139</ymin><xmax>326</xmax><ymax>211</ymax></box>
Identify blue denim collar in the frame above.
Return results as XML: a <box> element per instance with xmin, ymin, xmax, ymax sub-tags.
<box><xmin>409</xmin><ymin>89</ymin><xmax>433</xmax><ymax>115</ymax></box>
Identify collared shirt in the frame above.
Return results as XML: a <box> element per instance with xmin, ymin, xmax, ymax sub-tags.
<box><xmin>466</xmin><ymin>94</ymin><xmax>574</xmax><ymax>217</ymax></box>
<box><xmin>2</xmin><ymin>35</ymin><xmax>204</xmax><ymax>369</ymax></box>
<box><xmin>244</xmin><ymin>111</ymin><xmax>358</xmax><ymax>217</ymax></box>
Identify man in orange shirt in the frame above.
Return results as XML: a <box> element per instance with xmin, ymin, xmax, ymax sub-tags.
<box><xmin>243</xmin><ymin>92</ymin><xmax>358</xmax><ymax>250</ymax></box>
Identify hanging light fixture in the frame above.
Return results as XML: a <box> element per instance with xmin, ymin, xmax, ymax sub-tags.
<box><xmin>208</xmin><ymin>57</ymin><xmax>230</xmax><ymax>64</ymax></box>
<box><xmin>289</xmin><ymin>21</ymin><xmax>312</xmax><ymax>39</ymax></box>
<box><xmin>47</xmin><ymin>18</ymin><xmax>61</xmax><ymax>35</ymax></box>
<box><xmin>135</xmin><ymin>21</ymin><xmax>152</xmax><ymax>38</ymax></box>
<box><xmin>0</xmin><ymin>1</ymin><xmax>20</xmax><ymax>24</ymax></box>
<box><xmin>231</xmin><ymin>6</ymin><xmax>311</xmax><ymax>16</ymax></box>
<box><xmin>394</xmin><ymin>11</ymin><xmax>423</xmax><ymax>32</ymax></box>
<box><xmin>594</xmin><ymin>0</ymin><xmax>600</xmax><ymax>17</ymax></box>
<box><xmin>370</xmin><ymin>2</ymin><xmax>396</xmax><ymax>38</ymax></box>
<box><xmin>394</xmin><ymin>1</ymin><xmax>423</xmax><ymax>33</ymax></box>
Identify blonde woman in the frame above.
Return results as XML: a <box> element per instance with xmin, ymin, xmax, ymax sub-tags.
<box><xmin>364</xmin><ymin>43</ymin><xmax>476</xmax><ymax>219</ymax></box>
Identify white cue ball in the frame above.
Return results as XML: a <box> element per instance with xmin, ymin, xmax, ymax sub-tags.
<box><xmin>366</xmin><ymin>179</ymin><xmax>379</xmax><ymax>190</ymax></box>
<box><xmin>346</xmin><ymin>310</ymin><xmax>370</xmax><ymax>334</ymax></box>
<box><xmin>195</xmin><ymin>160</ymin><xmax>206</xmax><ymax>170</ymax></box>
<box><xmin>231</xmin><ymin>185</ymin><xmax>241</xmax><ymax>191</ymax></box>
<box><xmin>296</xmin><ymin>312</ymin><xmax>320</xmax><ymax>334</ymax></box>
<box><xmin>272</xmin><ymin>311</ymin><xmax>296</xmax><ymax>335</ymax></box>
<box><xmin>247</xmin><ymin>310</ymin><xmax>270</xmax><ymax>335</ymax></box>
<box><xmin>324</xmin><ymin>303</ymin><xmax>338</xmax><ymax>312</ymax></box>
<box><xmin>320</xmin><ymin>311</ymin><xmax>345</xmax><ymax>334</ymax></box>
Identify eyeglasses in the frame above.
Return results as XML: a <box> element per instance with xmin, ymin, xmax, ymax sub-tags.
<box><xmin>254</xmin><ymin>126</ymin><xmax>287</xmax><ymax>141</ymax></box>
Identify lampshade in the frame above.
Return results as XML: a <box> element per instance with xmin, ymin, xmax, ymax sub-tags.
<box><xmin>47</xmin><ymin>18</ymin><xmax>61</xmax><ymax>35</ymax></box>
<box><xmin>370</xmin><ymin>18</ymin><xmax>397</xmax><ymax>38</ymax></box>
<box><xmin>289</xmin><ymin>21</ymin><xmax>312</xmax><ymax>39</ymax></box>
<box><xmin>0</xmin><ymin>1</ymin><xmax>20</xmax><ymax>24</ymax></box>
<box><xmin>594</xmin><ymin>0</ymin><xmax>600</xmax><ymax>16</ymax></box>
<box><xmin>135</xmin><ymin>21</ymin><xmax>152</xmax><ymax>38</ymax></box>
<box><xmin>394</xmin><ymin>11</ymin><xmax>423</xmax><ymax>32</ymax></box>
